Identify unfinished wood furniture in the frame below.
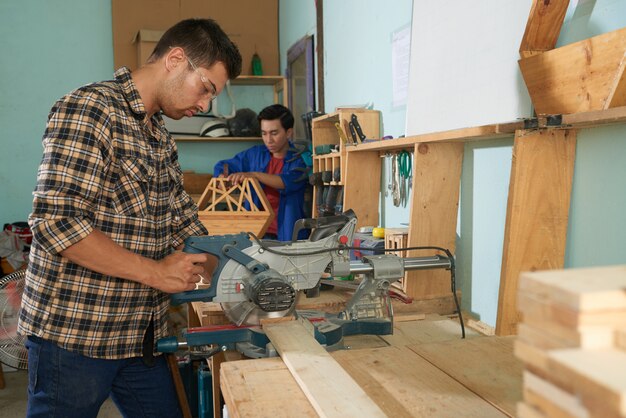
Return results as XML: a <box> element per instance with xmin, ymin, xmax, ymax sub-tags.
<box><xmin>515</xmin><ymin>265</ymin><xmax>626</xmax><ymax>418</ymax></box>
<box><xmin>311</xmin><ymin>109</ymin><xmax>381</xmax><ymax>226</ymax></box>
<box><xmin>334</xmin><ymin>1</ymin><xmax>626</xmax><ymax>334</ymax></box>
<box><xmin>343</xmin><ymin>105</ymin><xmax>626</xmax><ymax>332</ymax></box>
<box><xmin>196</xmin><ymin>177</ymin><xmax>274</xmax><ymax>237</ymax></box>
<box><xmin>220</xmin><ymin>317</ymin><xmax>522</xmax><ymax>417</ymax></box>
<box><xmin>519</xmin><ymin>26</ymin><xmax>626</xmax><ymax>115</ymax></box>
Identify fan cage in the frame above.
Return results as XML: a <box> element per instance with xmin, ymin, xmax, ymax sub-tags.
<box><xmin>0</xmin><ymin>269</ymin><xmax>27</xmax><ymax>370</ymax></box>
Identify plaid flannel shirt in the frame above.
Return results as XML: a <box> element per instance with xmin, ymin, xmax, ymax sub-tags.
<box><xmin>18</xmin><ymin>67</ymin><xmax>208</xmax><ymax>359</ymax></box>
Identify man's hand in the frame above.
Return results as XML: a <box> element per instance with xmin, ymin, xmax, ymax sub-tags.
<box><xmin>150</xmin><ymin>252</ymin><xmax>212</xmax><ymax>293</ymax></box>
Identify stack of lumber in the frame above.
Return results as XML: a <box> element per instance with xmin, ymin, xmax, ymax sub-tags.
<box><xmin>515</xmin><ymin>265</ymin><xmax>626</xmax><ymax>418</ymax></box>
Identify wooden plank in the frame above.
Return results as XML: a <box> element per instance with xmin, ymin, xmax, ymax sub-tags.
<box><xmin>343</xmin><ymin>150</ymin><xmax>381</xmax><ymax>228</ymax></box>
<box><xmin>381</xmin><ymin>317</ymin><xmax>480</xmax><ymax>347</ymax></box>
<box><xmin>166</xmin><ymin>354</ymin><xmax>193</xmax><ymax>418</ymax></box>
<box><xmin>519</xmin><ymin>0</ymin><xmax>570</xmax><ymax>58</ymax></box>
<box><xmin>617</xmin><ymin>328</ymin><xmax>626</xmax><ymax>351</ymax></box>
<box><xmin>517</xmin><ymin>322</ymin><xmax>614</xmax><ymax>351</ymax></box>
<box><xmin>346</xmin><ymin>122</ymin><xmax>522</xmax><ymax>152</ymax></box>
<box><xmin>519</xmin><ymin>26</ymin><xmax>626</xmax><ymax>114</ymax></box>
<box><xmin>560</xmin><ymin>105</ymin><xmax>626</xmax><ymax>128</ymax></box>
<box><xmin>548</xmin><ymin>348</ymin><xmax>626</xmax><ymax>417</ymax></box>
<box><xmin>518</xmin><ymin>293</ymin><xmax>626</xmax><ymax>329</ymax></box>
<box><xmin>606</xmin><ymin>54</ymin><xmax>626</xmax><ymax>108</ymax></box>
<box><xmin>404</xmin><ymin>142</ymin><xmax>464</xmax><ymax>299</ymax></box>
<box><xmin>518</xmin><ymin>265</ymin><xmax>626</xmax><ymax>312</ymax></box>
<box><xmin>264</xmin><ymin>320</ymin><xmax>387</xmax><ymax>418</ymax></box>
<box><xmin>518</xmin><ymin>402</ymin><xmax>548</xmax><ymax>418</ymax></box>
<box><xmin>496</xmin><ymin>129</ymin><xmax>577</xmax><ymax>336</ymax></box>
<box><xmin>220</xmin><ymin>358</ymin><xmax>318</xmax><ymax>418</ymax></box>
<box><xmin>333</xmin><ymin>345</ymin><xmax>508</xmax><ymax>418</ymax></box>
<box><xmin>211</xmin><ymin>351</ymin><xmax>226</xmax><ymax>418</ymax></box>
<box><xmin>408</xmin><ymin>336</ymin><xmax>523</xmax><ymax>417</ymax></box>
<box><xmin>523</xmin><ymin>370</ymin><xmax>589</xmax><ymax>418</ymax></box>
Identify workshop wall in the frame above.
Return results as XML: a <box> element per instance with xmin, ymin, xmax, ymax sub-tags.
<box><xmin>457</xmin><ymin>0</ymin><xmax>626</xmax><ymax>326</ymax></box>
<box><xmin>325</xmin><ymin>0</ymin><xmax>414</xmax><ymax>226</ymax></box>
<box><xmin>0</xmin><ymin>0</ymin><xmax>271</xmax><ymax>227</ymax></box>
<box><xmin>0</xmin><ymin>0</ymin><xmax>114</xmax><ymax>227</ymax></box>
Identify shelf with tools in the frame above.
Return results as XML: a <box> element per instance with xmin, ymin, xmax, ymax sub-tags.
<box><xmin>310</xmin><ymin>108</ymin><xmax>381</xmax><ymax>225</ymax></box>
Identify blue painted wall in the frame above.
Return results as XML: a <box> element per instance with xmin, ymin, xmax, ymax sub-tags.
<box><xmin>458</xmin><ymin>0</ymin><xmax>626</xmax><ymax>325</ymax></box>
<box><xmin>0</xmin><ymin>0</ymin><xmax>265</xmax><ymax>227</ymax></box>
<box><xmin>0</xmin><ymin>0</ymin><xmax>114</xmax><ymax>226</ymax></box>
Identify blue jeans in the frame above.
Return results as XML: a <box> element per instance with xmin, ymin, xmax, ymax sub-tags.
<box><xmin>25</xmin><ymin>336</ymin><xmax>182</xmax><ymax>418</ymax></box>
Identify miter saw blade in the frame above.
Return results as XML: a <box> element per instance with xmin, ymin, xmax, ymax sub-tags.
<box><xmin>221</xmin><ymin>300</ymin><xmax>295</xmax><ymax>327</ymax></box>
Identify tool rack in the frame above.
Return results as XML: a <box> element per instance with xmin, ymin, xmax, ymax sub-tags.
<box><xmin>310</xmin><ymin>109</ymin><xmax>381</xmax><ymax>223</ymax></box>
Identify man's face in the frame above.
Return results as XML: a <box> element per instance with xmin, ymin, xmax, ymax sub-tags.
<box><xmin>161</xmin><ymin>59</ymin><xmax>228</xmax><ymax>120</ymax></box>
<box><xmin>261</xmin><ymin>119</ymin><xmax>292</xmax><ymax>157</ymax></box>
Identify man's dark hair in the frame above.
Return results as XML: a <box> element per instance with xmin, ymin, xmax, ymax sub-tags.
<box><xmin>149</xmin><ymin>18</ymin><xmax>242</xmax><ymax>79</ymax></box>
<box><xmin>258</xmin><ymin>104</ymin><xmax>294</xmax><ymax>130</ymax></box>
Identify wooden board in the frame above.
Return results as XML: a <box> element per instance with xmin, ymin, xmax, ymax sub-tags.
<box><xmin>380</xmin><ymin>317</ymin><xmax>479</xmax><ymax>347</ymax></box>
<box><xmin>333</xmin><ymin>345</ymin><xmax>508</xmax><ymax>418</ymax></box>
<box><xmin>607</xmin><ymin>54</ymin><xmax>626</xmax><ymax>108</ymax></box>
<box><xmin>518</xmin><ymin>265</ymin><xmax>626</xmax><ymax>312</ymax></box>
<box><xmin>518</xmin><ymin>293</ymin><xmax>626</xmax><ymax>330</ymax></box>
<box><xmin>408</xmin><ymin>336</ymin><xmax>523</xmax><ymax>417</ymax></box>
<box><xmin>517</xmin><ymin>402</ymin><xmax>548</xmax><ymax>418</ymax></box>
<box><xmin>221</xmin><ymin>343</ymin><xmax>510</xmax><ymax>418</ymax></box>
<box><xmin>264</xmin><ymin>320</ymin><xmax>387</xmax><ymax>418</ymax></box>
<box><xmin>220</xmin><ymin>358</ymin><xmax>318</xmax><ymax>418</ymax></box>
<box><xmin>496</xmin><ymin>129</ymin><xmax>577</xmax><ymax>336</ymax></box>
<box><xmin>519</xmin><ymin>26</ymin><xmax>626</xmax><ymax>114</ymax></box>
<box><xmin>404</xmin><ymin>142</ymin><xmax>464</xmax><ymax>299</ymax></box>
<box><xmin>523</xmin><ymin>370</ymin><xmax>589</xmax><ymax>418</ymax></box>
<box><xmin>548</xmin><ymin>348</ymin><xmax>626</xmax><ymax>417</ymax></box>
<box><xmin>519</xmin><ymin>0</ymin><xmax>570</xmax><ymax>58</ymax></box>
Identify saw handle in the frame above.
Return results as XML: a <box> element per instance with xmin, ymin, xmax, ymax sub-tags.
<box><xmin>170</xmin><ymin>233</ymin><xmax>253</xmax><ymax>305</ymax></box>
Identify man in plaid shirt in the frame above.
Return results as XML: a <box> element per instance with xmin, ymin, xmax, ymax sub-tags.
<box><xmin>18</xmin><ymin>18</ymin><xmax>241</xmax><ymax>417</ymax></box>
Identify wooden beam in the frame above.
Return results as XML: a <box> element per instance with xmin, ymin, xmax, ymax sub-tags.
<box><xmin>606</xmin><ymin>54</ymin><xmax>626</xmax><ymax>109</ymax></box>
<box><xmin>348</xmin><ymin>121</ymin><xmax>523</xmax><ymax>152</ymax></box>
<box><xmin>496</xmin><ymin>129</ymin><xmax>577</xmax><ymax>336</ymax></box>
<box><xmin>264</xmin><ymin>320</ymin><xmax>386</xmax><ymax>418</ymax></box>
<box><xmin>404</xmin><ymin>142</ymin><xmax>464</xmax><ymax>299</ymax></box>
<box><xmin>519</xmin><ymin>0</ymin><xmax>570</xmax><ymax>58</ymax></box>
<box><xmin>519</xmin><ymin>26</ymin><xmax>626</xmax><ymax>114</ymax></box>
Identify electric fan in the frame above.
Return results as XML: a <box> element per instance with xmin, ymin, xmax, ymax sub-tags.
<box><xmin>0</xmin><ymin>269</ymin><xmax>27</xmax><ymax>370</ymax></box>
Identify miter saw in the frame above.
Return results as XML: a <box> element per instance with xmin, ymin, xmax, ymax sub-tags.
<box><xmin>157</xmin><ymin>210</ymin><xmax>457</xmax><ymax>357</ymax></box>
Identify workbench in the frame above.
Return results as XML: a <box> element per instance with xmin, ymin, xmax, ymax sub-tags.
<box><xmin>219</xmin><ymin>317</ymin><xmax>523</xmax><ymax>417</ymax></box>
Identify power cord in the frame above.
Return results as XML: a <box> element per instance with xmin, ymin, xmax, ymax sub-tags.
<box><xmin>247</xmin><ymin>233</ymin><xmax>466</xmax><ymax>338</ymax></box>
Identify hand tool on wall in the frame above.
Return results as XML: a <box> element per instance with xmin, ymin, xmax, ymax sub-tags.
<box><xmin>348</xmin><ymin>121</ymin><xmax>360</xmax><ymax>144</ymax></box>
<box><xmin>392</xmin><ymin>153</ymin><xmax>401</xmax><ymax>207</ymax></box>
<box><xmin>398</xmin><ymin>150</ymin><xmax>412</xmax><ymax>208</ymax></box>
<box><xmin>334</xmin><ymin>122</ymin><xmax>349</xmax><ymax>144</ymax></box>
<box><xmin>349</xmin><ymin>113</ymin><xmax>367</xmax><ymax>144</ymax></box>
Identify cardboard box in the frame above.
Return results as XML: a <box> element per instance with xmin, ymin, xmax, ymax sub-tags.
<box><xmin>112</xmin><ymin>0</ymin><xmax>279</xmax><ymax>75</ymax></box>
<box><xmin>133</xmin><ymin>29</ymin><xmax>164</xmax><ymax>67</ymax></box>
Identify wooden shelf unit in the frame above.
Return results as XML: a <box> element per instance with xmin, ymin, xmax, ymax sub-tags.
<box><xmin>310</xmin><ymin>108</ymin><xmax>381</xmax><ymax>225</ymax></box>
<box><xmin>340</xmin><ymin>105</ymin><xmax>626</xmax><ymax>327</ymax></box>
